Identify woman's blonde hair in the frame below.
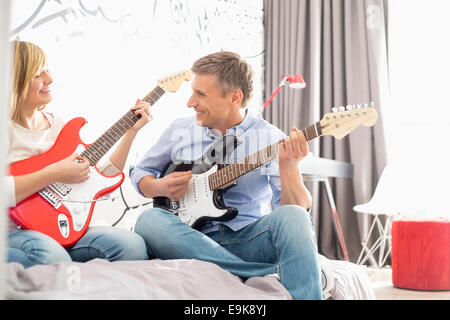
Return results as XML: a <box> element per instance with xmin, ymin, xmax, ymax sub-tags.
<box><xmin>10</xmin><ymin>41</ymin><xmax>47</xmax><ymax>124</ymax></box>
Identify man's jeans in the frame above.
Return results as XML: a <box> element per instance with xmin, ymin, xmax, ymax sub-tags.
<box><xmin>7</xmin><ymin>226</ymin><xmax>148</xmax><ymax>268</ymax></box>
<box><xmin>134</xmin><ymin>205</ymin><xmax>322</xmax><ymax>300</ymax></box>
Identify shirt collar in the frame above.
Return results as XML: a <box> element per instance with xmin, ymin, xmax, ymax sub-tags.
<box><xmin>204</xmin><ymin>110</ymin><xmax>257</xmax><ymax>138</ymax></box>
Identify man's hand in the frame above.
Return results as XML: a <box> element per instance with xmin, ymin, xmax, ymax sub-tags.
<box><xmin>278</xmin><ymin>127</ymin><xmax>308</xmax><ymax>172</ymax></box>
<box><xmin>156</xmin><ymin>171</ymin><xmax>192</xmax><ymax>201</ymax></box>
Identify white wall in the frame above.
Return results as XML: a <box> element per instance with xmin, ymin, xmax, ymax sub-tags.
<box><xmin>9</xmin><ymin>0</ymin><xmax>264</xmax><ymax>226</ymax></box>
<box><xmin>386</xmin><ymin>0</ymin><xmax>450</xmax><ymax>218</ymax></box>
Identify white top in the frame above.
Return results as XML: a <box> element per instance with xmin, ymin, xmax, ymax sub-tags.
<box><xmin>5</xmin><ymin>112</ymin><xmax>119</xmax><ymax>229</ymax></box>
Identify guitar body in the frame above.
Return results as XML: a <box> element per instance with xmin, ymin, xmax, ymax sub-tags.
<box><xmin>8</xmin><ymin>117</ymin><xmax>124</xmax><ymax>248</ymax></box>
<box><xmin>153</xmin><ymin>135</ymin><xmax>239</xmax><ymax>230</ymax></box>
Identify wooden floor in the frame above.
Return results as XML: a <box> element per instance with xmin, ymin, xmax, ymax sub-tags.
<box><xmin>368</xmin><ymin>267</ymin><xmax>450</xmax><ymax>300</ymax></box>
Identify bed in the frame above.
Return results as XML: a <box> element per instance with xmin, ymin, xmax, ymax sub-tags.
<box><xmin>5</xmin><ymin>253</ymin><xmax>375</xmax><ymax>300</ymax></box>
<box><xmin>5</xmin><ymin>182</ymin><xmax>375</xmax><ymax>300</ymax></box>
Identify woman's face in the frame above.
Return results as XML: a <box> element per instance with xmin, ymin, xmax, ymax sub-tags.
<box><xmin>24</xmin><ymin>68</ymin><xmax>53</xmax><ymax>109</ymax></box>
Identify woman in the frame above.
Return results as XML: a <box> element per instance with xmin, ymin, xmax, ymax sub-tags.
<box><xmin>6</xmin><ymin>40</ymin><xmax>151</xmax><ymax>268</ymax></box>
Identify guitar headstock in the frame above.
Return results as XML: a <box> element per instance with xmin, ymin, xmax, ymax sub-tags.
<box><xmin>158</xmin><ymin>70</ymin><xmax>192</xmax><ymax>92</ymax></box>
<box><xmin>320</xmin><ymin>102</ymin><xmax>378</xmax><ymax>139</ymax></box>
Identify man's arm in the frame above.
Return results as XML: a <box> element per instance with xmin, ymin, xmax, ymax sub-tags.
<box><xmin>278</xmin><ymin>127</ymin><xmax>312</xmax><ymax>210</ymax></box>
<box><xmin>279</xmin><ymin>165</ymin><xmax>312</xmax><ymax>210</ymax></box>
<box><xmin>130</xmin><ymin>119</ymin><xmax>193</xmax><ymax>200</ymax></box>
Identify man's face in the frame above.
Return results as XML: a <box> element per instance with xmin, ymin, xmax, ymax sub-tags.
<box><xmin>187</xmin><ymin>74</ymin><xmax>237</xmax><ymax>133</ymax></box>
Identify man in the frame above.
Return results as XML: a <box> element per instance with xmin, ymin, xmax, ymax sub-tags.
<box><xmin>130</xmin><ymin>51</ymin><xmax>322</xmax><ymax>299</ymax></box>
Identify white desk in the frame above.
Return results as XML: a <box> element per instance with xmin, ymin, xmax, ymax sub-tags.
<box><xmin>300</xmin><ymin>154</ymin><xmax>354</xmax><ymax>261</ymax></box>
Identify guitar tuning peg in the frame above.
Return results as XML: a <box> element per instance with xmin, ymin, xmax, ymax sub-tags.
<box><xmin>369</xmin><ymin>101</ymin><xmax>375</xmax><ymax>108</ymax></box>
<box><xmin>331</xmin><ymin>107</ymin><xmax>338</xmax><ymax>113</ymax></box>
<box><xmin>338</xmin><ymin>106</ymin><xmax>346</xmax><ymax>112</ymax></box>
<box><xmin>346</xmin><ymin>105</ymin><xmax>353</xmax><ymax>110</ymax></box>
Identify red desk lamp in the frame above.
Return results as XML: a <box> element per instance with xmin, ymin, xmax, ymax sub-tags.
<box><xmin>264</xmin><ymin>74</ymin><xmax>306</xmax><ymax>109</ymax></box>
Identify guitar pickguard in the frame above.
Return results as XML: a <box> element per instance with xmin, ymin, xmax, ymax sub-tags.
<box><xmin>175</xmin><ymin>166</ymin><xmax>228</xmax><ymax>225</ymax></box>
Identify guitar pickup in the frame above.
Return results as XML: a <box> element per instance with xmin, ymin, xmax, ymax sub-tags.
<box><xmin>39</xmin><ymin>187</ymin><xmax>62</xmax><ymax>208</ymax></box>
<box><xmin>50</xmin><ymin>182</ymin><xmax>72</xmax><ymax>196</ymax></box>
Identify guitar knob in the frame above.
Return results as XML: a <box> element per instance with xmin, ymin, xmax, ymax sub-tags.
<box><xmin>369</xmin><ymin>101</ymin><xmax>375</xmax><ymax>108</ymax></box>
<box><xmin>338</xmin><ymin>106</ymin><xmax>345</xmax><ymax>112</ymax></box>
<box><xmin>363</xmin><ymin>103</ymin><xmax>369</xmax><ymax>108</ymax></box>
<box><xmin>332</xmin><ymin>107</ymin><xmax>338</xmax><ymax>113</ymax></box>
<box><xmin>346</xmin><ymin>105</ymin><xmax>353</xmax><ymax>110</ymax></box>
<box><xmin>356</xmin><ymin>104</ymin><xmax>362</xmax><ymax>109</ymax></box>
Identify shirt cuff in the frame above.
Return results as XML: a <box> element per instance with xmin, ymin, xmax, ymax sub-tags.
<box><xmin>130</xmin><ymin>166</ymin><xmax>160</xmax><ymax>197</ymax></box>
<box><xmin>96</xmin><ymin>158</ymin><xmax>121</xmax><ymax>176</ymax></box>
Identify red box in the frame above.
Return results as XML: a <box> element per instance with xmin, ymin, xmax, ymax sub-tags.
<box><xmin>392</xmin><ymin>217</ymin><xmax>450</xmax><ymax>290</ymax></box>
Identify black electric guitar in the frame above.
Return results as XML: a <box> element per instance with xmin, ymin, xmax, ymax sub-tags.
<box><xmin>153</xmin><ymin>103</ymin><xmax>378</xmax><ymax>230</ymax></box>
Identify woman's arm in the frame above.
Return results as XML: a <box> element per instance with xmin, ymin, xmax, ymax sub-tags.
<box><xmin>108</xmin><ymin>99</ymin><xmax>152</xmax><ymax>171</ymax></box>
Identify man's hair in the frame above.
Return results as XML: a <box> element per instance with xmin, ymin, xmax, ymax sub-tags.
<box><xmin>191</xmin><ymin>51</ymin><xmax>253</xmax><ymax>108</ymax></box>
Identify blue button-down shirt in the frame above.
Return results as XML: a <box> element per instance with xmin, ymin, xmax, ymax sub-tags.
<box><xmin>130</xmin><ymin>112</ymin><xmax>287</xmax><ymax>233</ymax></box>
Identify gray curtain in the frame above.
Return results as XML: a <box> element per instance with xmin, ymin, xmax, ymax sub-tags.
<box><xmin>264</xmin><ymin>0</ymin><xmax>388</xmax><ymax>261</ymax></box>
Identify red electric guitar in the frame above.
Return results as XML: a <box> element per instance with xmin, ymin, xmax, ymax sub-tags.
<box><xmin>8</xmin><ymin>70</ymin><xmax>192</xmax><ymax>247</ymax></box>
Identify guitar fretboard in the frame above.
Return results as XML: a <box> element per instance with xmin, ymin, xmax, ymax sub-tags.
<box><xmin>208</xmin><ymin>122</ymin><xmax>322</xmax><ymax>190</ymax></box>
<box><xmin>81</xmin><ymin>86</ymin><xmax>165</xmax><ymax>165</ymax></box>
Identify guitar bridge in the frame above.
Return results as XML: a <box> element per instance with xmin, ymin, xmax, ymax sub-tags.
<box><xmin>39</xmin><ymin>187</ymin><xmax>62</xmax><ymax>208</ymax></box>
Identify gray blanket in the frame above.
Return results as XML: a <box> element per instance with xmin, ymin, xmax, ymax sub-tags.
<box><xmin>5</xmin><ymin>255</ymin><xmax>375</xmax><ymax>300</ymax></box>
<box><xmin>5</xmin><ymin>258</ymin><xmax>292</xmax><ymax>300</ymax></box>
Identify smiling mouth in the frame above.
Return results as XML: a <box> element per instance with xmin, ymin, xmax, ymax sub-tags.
<box><xmin>40</xmin><ymin>89</ymin><xmax>51</xmax><ymax>94</ymax></box>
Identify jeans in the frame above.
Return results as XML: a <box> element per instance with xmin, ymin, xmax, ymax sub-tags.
<box><xmin>7</xmin><ymin>226</ymin><xmax>148</xmax><ymax>268</ymax></box>
<box><xmin>134</xmin><ymin>205</ymin><xmax>322</xmax><ymax>300</ymax></box>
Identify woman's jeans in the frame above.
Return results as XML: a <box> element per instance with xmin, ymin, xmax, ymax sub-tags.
<box><xmin>134</xmin><ymin>205</ymin><xmax>322</xmax><ymax>300</ymax></box>
<box><xmin>7</xmin><ymin>226</ymin><xmax>148</xmax><ymax>268</ymax></box>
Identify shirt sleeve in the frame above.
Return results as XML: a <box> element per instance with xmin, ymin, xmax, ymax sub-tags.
<box><xmin>129</xmin><ymin>122</ymin><xmax>176</xmax><ymax>196</ymax></box>
<box><xmin>5</xmin><ymin>126</ymin><xmax>16</xmax><ymax>207</ymax></box>
<box><xmin>96</xmin><ymin>157</ymin><xmax>121</xmax><ymax>176</ymax></box>
<box><xmin>5</xmin><ymin>176</ymin><xmax>16</xmax><ymax>208</ymax></box>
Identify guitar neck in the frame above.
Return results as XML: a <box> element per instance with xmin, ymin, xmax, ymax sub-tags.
<box><xmin>81</xmin><ymin>85</ymin><xmax>165</xmax><ymax>165</ymax></box>
<box><xmin>208</xmin><ymin>122</ymin><xmax>323</xmax><ymax>190</ymax></box>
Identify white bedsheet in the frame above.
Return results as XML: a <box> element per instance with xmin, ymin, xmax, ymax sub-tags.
<box><xmin>319</xmin><ymin>254</ymin><xmax>376</xmax><ymax>300</ymax></box>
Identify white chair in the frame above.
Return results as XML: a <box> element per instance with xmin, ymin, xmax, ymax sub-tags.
<box><xmin>353</xmin><ymin>162</ymin><xmax>418</xmax><ymax>268</ymax></box>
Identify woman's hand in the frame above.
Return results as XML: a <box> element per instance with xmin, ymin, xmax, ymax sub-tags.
<box><xmin>130</xmin><ymin>99</ymin><xmax>152</xmax><ymax>132</ymax></box>
<box><xmin>47</xmin><ymin>153</ymin><xmax>91</xmax><ymax>184</ymax></box>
